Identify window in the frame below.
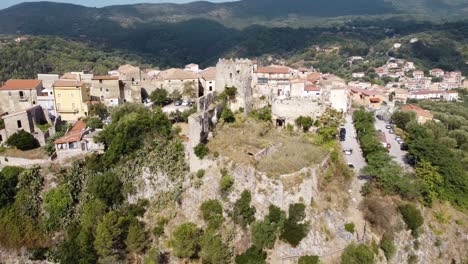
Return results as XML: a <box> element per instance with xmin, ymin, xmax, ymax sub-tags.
<box><xmin>19</xmin><ymin>91</ymin><xmax>24</xmax><ymax>98</ymax></box>
<box><xmin>17</xmin><ymin>120</ymin><xmax>22</xmax><ymax>128</ymax></box>
<box><xmin>230</xmin><ymin>73</ymin><xmax>233</xmax><ymax>79</ymax></box>
<box><xmin>33</xmin><ymin>101</ymin><xmax>36</xmax><ymax>105</ymax></box>
<box><xmin>8</xmin><ymin>92</ymin><xmax>11</xmax><ymax>96</ymax></box>
<box><xmin>0</xmin><ymin>135</ymin><xmax>3</xmax><ymax>142</ymax></box>
<box><xmin>106</xmin><ymin>89</ymin><xmax>109</xmax><ymax>92</ymax></box>
<box><xmin>209</xmin><ymin>86</ymin><xmax>213</xmax><ymax>91</ymax></box>
<box><xmin>100</xmin><ymin>88</ymin><xmax>103</xmax><ymax>92</ymax></box>
<box><xmin>99</xmin><ymin>80</ymin><xmax>103</xmax><ymax>84</ymax></box>
<box><xmin>237</xmin><ymin>70</ymin><xmax>240</xmax><ymax>74</ymax></box>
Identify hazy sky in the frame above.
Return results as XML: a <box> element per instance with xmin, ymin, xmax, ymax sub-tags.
<box><xmin>0</xmin><ymin>0</ymin><xmax>231</xmax><ymax>9</ymax></box>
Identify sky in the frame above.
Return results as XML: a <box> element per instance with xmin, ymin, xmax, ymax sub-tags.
<box><xmin>0</xmin><ymin>0</ymin><xmax>231</xmax><ymax>9</ymax></box>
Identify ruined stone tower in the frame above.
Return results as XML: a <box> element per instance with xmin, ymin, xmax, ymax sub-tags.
<box><xmin>215</xmin><ymin>58</ymin><xmax>254</xmax><ymax>113</ymax></box>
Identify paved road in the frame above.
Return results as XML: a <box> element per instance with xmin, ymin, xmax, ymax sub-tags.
<box><xmin>340</xmin><ymin>114</ymin><xmax>367</xmax><ymax>174</ymax></box>
<box><xmin>373</xmin><ymin>116</ymin><xmax>410</xmax><ymax>169</ymax></box>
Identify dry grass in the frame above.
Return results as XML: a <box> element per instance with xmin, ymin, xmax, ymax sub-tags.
<box><xmin>1</xmin><ymin>148</ymin><xmax>48</xmax><ymax>159</ymax></box>
<box><xmin>208</xmin><ymin>117</ymin><xmax>328</xmax><ymax>178</ymax></box>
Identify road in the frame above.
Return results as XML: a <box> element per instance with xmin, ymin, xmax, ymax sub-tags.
<box><xmin>373</xmin><ymin>116</ymin><xmax>411</xmax><ymax>170</ymax></box>
<box><xmin>340</xmin><ymin>114</ymin><xmax>367</xmax><ymax>174</ymax></box>
<box><xmin>162</xmin><ymin>104</ymin><xmax>193</xmax><ymax>114</ymax></box>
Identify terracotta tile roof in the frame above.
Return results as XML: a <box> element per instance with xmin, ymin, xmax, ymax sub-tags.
<box><xmin>350</xmin><ymin>87</ymin><xmax>383</xmax><ymax>97</ymax></box>
<box><xmin>54</xmin><ymin>120</ymin><xmax>87</xmax><ymax>144</ymax></box>
<box><xmin>307</xmin><ymin>72</ymin><xmax>321</xmax><ymax>82</ymax></box>
<box><xmin>401</xmin><ymin>104</ymin><xmax>433</xmax><ymax>118</ymax></box>
<box><xmin>200</xmin><ymin>67</ymin><xmax>216</xmax><ymax>80</ymax></box>
<box><xmin>304</xmin><ymin>85</ymin><xmax>321</xmax><ymax>92</ymax></box>
<box><xmin>159</xmin><ymin>68</ymin><xmax>198</xmax><ymax>80</ymax></box>
<box><xmin>0</xmin><ymin>79</ymin><xmax>42</xmax><ymax>91</ymax></box>
<box><xmin>255</xmin><ymin>66</ymin><xmax>290</xmax><ymax>74</ymax></box>
<box><xmin>53</xmin><ymin>80</ymin><xmax>84</xmax><ymax>87</ymax></box>
<box><xmin>61</xmin><ymin>73</ymin><xmax>78</xmax><ymax>80</ymax></box>
<box><xmin>369</xmin><ymin>98</ymin><xmax>381</xmax><ymax>103</ymax></box>
<box><xmin>92</xmin><ymin>76</ymin><xmax>119</xmax><ymax>81</ymax></box>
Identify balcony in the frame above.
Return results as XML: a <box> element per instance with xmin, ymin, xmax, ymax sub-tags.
<box><xmin>57</xmin><ymin>108</ymin><xmax>79</xmax><ymax>113</ymax></box>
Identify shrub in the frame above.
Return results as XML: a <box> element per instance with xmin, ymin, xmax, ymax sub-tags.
<box><xmin>0</xmin><ymin>166</ymin><xmax>22</xmax><ymax>208</ymax></box>
<box><xmin>42</xmin><ymin>185</ymin><xmax>73</xmax><ymax>231</ymax></box>
<box><xmin>150</xmin><ymin>88</ymin><xmax>169</xmax><ymax>106</ymax></box>
<box><xmin>126</xmin><ymin>220</ymin><xmax>149</xmax><ymax>254</ymax></box>
<box><xmin>235</xmin><ymin>246</ymin><xmax>266</xmax><ymax>264</ymax></box>
<box><xmin>266</xmin><ymin>205</ymin><xmax>286</xmax><ymax>228</ymax></box>
<box><xmin>220</xmin><ymin>175</ymin><xmax>234</xmax><ymax>194</ymax></box>
<box><xmin>219</xmin><ymin>86</ymin><xmax>237</xmax><ymax>101</ymax></box>
<box><xmin>251</xmin><ymin>220</ymin><xmax>277</xmax><ymax>249</ymax></box>
<box><xmin>221</xmin><ymin>107</ymin><xmax>235</xmax><ymax>123</ymax></box>
<box><xmin>232</xmin><ymin>190</ymin><xmax>256</xmax><ymax>228</ymax></box>
<box><xmin>84</xmin><ymin>116</ymin><xmax>103</xmax><ymax>129</ymax></box>
<box><xmin>399</xmin><ymin>204</ymin><xmax>424</xmax><ymax>237</ymax></box>
<box><xmin>295</xmin><ymin>116</ymin><xmax>314</xmax><ymax>132</ymax></box>
<box><xmin>298</xmin><ymin>255</ymin><xmax>320</xmax><ymax>264</ymax></box>
<box><xmin>340</xmin><ymin>243</ymin><xmax>375</xmax><ymax>264</ymax></box>
<box><xmin>250</xmin><ymin>107</ymin><xmax>272</xmax><ymax>122</ymax></box>
<box><xmin>200</xmin><ymin>199</ymin><xmax>224</xmax><ymax>229</ymax></box>
<box><xmin>171</xmin><ymin>222</ymin><xmax>201</xmax><ymax>259</ymax></box>
<box><xmin>196</xmin><ymin>169</ymin><xmax>205</xmax><ymax>178</ymax></box>
<box><xmin>6</xmin><ymin>130</ymin><xmax>39</xmax><ymax>150</ymax></box>
<box><xmin>0</xmin><ymin>119</ymin><xmax>4</xmax><ymax>129</ymax></box>
<box><xmin>280</xmin><ymin>203</ymin><xmax>309</xmax><ymax>247</ymax></box>
<box><xmin>194</xmin><ymin>143</ymin><xmax>209</xmax><ymax>159</ymax></box>
<box><xmin>199</xmin><ymin>230</ymin><xmax>231</xmax><ymax>264</ymax></box>
<box><xmin>379</xmin><ymin>233</ymin><xmax>396</xmax><ymax>261</ymax></box>
<box><xmin>345</xmin><ymin>222</ymin><xmax>355</xmax><ymax>234</ymax></box>
<box><xmin>87</xmin><ymin>172</ymin><xmax>123</xmax><ymax>206</ymax></box>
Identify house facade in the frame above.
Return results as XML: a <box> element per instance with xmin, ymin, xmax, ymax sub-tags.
<box><xmin>0</xmin><ymin>80</ymin><xmax>43</xmax><ymax>114</ymax></box>
<box><xmin>90</xmin><ymin>76</ymin><xmax>123</xmax><ymax>106</ymax></box>
<box><xmin>400</xmin><ymin>104</ymin><xmax>433</xmax><ymax>124</ymax></box>
<box><xmin>53</xmin><ymin>80</ymin><xmax>90</xmax><ymax>122</ymax></box>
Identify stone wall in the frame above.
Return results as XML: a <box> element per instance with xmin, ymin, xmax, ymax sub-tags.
<box><xmin>272</xmin><ymin>97</ymin><xmax>325</xmax><ymax>126</ymax></box>
<box><xmin>215</xmin><ymin>58</ymin><xmax>254</xmax><ymax>112</ymax></box>
<box><xmin>0</xmin><ymin>88</ymin><xmax>40</xmax><ymax>114</ymax></box>
<box><xmin>0</xmin><ymin>156</ymin><xmax>49</xmax><ymax>169</ymax></box>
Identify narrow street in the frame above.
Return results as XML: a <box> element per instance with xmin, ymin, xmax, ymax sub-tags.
<box><xmin>340</xmin><ymin>114</ymin><xmax>366</xmax><ymax>173</ymax></box>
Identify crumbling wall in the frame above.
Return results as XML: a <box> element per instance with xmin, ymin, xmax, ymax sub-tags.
<box><xmin>272</xmin><ymin>97</ymin><xmax>325</xmax><ymax>126</ymax></box>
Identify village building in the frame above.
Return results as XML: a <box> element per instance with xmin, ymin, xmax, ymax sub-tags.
<box><xmin>54</xmin><ymin>120</ymin><xmax>104</xmax><ymax>161</ymax></box>
<box><xmin>393</xmin><ymin>88</ymin><xmax>409</xmax><ymax>103</ymax></box>
<box><xmin>90</xmin><ymin>76</ymin><xmax>123</xmax><ymax>106</ymax></box>
<box><xmin>118</xmin><ymin>65</ymin><xmax>142</xmax><ymax>82</ymax></box>
<box><xmin>199</xmin><ymin>67</ymin><xmax>217</xmax><ymax>95</ymax></box>
<box><xmin>38</xmin><ymin>74</ymin><xmax>60</xmax><ymax>89</ymax></box>
<box><xmin>0</xmin><ymin>79</ymin><xmax>43</xmax><ymax>114</ymax></box>
<box><xmin>349</xmin><ymin>87</ymin><xmax>385</xmax><ymax>109</ymax></box>
<box><xmin>352</xmin><ymin>72</ymin><xmax>365</xmax><ymax>78</ymax></box>
<box><xmin>185</xmin><ymin>63</ymin><xmax>200</xmax><ymax>72</ymax></box>
<box><xmin>0</xmin><ymin>105</ymin><xmax>54</xmax><ymax>146</ymax></box>
<box><xmin>408</xmin><ymin>90</ymin><xmax>459</xmax><ymax>101</ymax></box>
<box><xmin>253</xmin><ymin>66</ymin><xmax>294</xmax><ymax>96</ymax></box>
<box><xmin>271</xmin><ymin>97</ymin><xmax>324</xmax><ymax>128</ymax></box>
<box><xmin>53</xmin><ymin>80</ymin><xmax>90</xmax><ymax>122</ymax></box>
<box><xmin>429</xmin><ymin>68</ymin><xmax>445</xmax><ymax>78</ymax></box>
<box><xmin>153</xmin><ymin>68</ymin><xmax>200</xmax><ymax>96</ymax></box>
<box><xmin>413</xmin><ymin>70</ymin><xmax>424</xmax><ymax>79</ymax></box>
<box><xmin>400</xmin><ymin>104</ymin><xmax>433</xmax><ymax>124</ymax></box>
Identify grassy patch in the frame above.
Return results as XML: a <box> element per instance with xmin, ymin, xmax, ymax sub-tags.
<box><xmin>0</xmin><ymin>148</ymin><xmax>48</xmax><ymax>159</ymax></box>
<box><xmin>208</xmin><ymin>117</ymin><xmax>327</xmax><ymax>178</ymax></box>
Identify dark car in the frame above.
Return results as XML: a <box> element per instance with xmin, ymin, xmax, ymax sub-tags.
<box><xmin>174</xmin><ymin>99</ymin><xmax>183</xmax><ymax>106</ymax></box>
<box><xmin>400</xmin><ymin>143</ymin><xmax>409</xmax><ymax>151</ymax></box>
<box><xmin>340</xmin><ymin>128</ymin><xmax>346</xmax><ymax>135</ymax></box>
<box><xmin>376</xmin><ymin>115</ymin><xmax>384</xmax><ymax>120</ymax></box>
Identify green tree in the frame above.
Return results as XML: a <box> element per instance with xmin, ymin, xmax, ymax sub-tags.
<box><xmin>150</xmin><ymin>89</ymin><xmax>169</xmax><ymax>106</ymax></box>
<box><xmin>126</xmin><ymin>220</ymin><xmax>149</xmax><ymax>254</ymax></box>
<box><xmin>235</xmin><ymin>246</ymin><xmax>266</xmax><ymax>264</ymax></box>
<box><xmin>194</xmin><ymin>143</ymin><xmax>209</xmax><ymax>159</ymax></box>
<box><xmin>232</xmin><ymin>190</ymin><xmax>256</xmax><ymax>228</ymax></box>
<box><xmin>340</xmin><ymin>243</ymin><xmax>375</xmax><ymax>264</ymax></box>
<box><xmin>280</xmin><ymin>203</ymin><xmax>309</xmax><ymax>247</ymax></box>
<box><xmin>251</xmin><ymin>220</ymin><xmax>277</xmax><ymax>249</ymax></box>
<box><xmin>89</xmin><ymin>103</ymin><xmax>109</xmax><ymax>120</ymax></box>
<box><xmin>200</xmin><ymin>229</ymin><xmax>231</xmax><ymax>264</ymax></box>
<box><xmin>299</xmin><ymin>255</ymin><xmax>320</xmax><ymax>264</ymax></box>
<box><xmin>219</xmin><ymin>86</ymin><xmax>237</xmax><ymax>102</ymax></box>
<box><xmin>94</xmin><ymin>211</ymin><xmax>123</xmax><ymax>261</ymax></box>
<box><xmin>171</xmin><ymin>222</ymin><xmax>201</xmax><ymax>259</ymax></box>
<box><xmin>0</xmin><ymin>167</ymin><xmax>22</xmax><ymax>208</ymax></box>
<box><xmin>399</xmin><ymin>204</ymin><xmax>424</xmax><ymax>237</ymax></box>
<box><xmin>221</xmin><ymin>107</ymin><xmax>235</xmax><ymax>123</ymax></box>
<box><xmin>170</xmin><ymin>90</ymin><xmax>182</xmax><ymax>101</ymax></box>
<box><xmin>295</xmin><ymin>116</ymin><xmax>314</xmax><ymax>132</ymax></box>
<box><xmin>250</xmin><ymin>107</ymin><xmax>272</xmax><ymax>122</ymax></box>
<box><xmin>391</xmin><ymin>110</ymin><xmax>416</xmax><ymax>130</ymax></box>
<box><xmin>6</xmin><ymin>130</ymin><xmax>40</xmax><ymax>150</ymax></box>
<box><xmin>84</xmin><ymin>116</ymin><xmax>104</xmax><ymax>129</ymax></box>
<box><xmin>183</xmin><ymin>82</ymin><xmax>197</xmax><ymax>98</ymax></box>
<box><xmin>200</xmin><ymin>199</ymin><xmax>224</xmax><ymax>229</ymax></box>
<box><xmin>42</xmin><ymin>185</ymin><xmax>73</xmax><ymax>231</ymax></box>
<box><xmin>415</xmin><ymin>160</ymin><xmax>443</xmax><ymax>207</ymax></box>
<box><xmin>87</xmin><ymin>172</ymin><xmax>123</xmax><ymax>206</ymax></box>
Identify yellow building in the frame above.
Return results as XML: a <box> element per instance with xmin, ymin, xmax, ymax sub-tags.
<box><xmin>53</xmin><ymin>80</ymin><xmax>90</xmax><ymax>121</ymax></box>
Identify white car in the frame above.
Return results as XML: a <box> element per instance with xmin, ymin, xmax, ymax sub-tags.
<box><xmin>181</xmin><ymin>99</ymin><xmax>191</xmax><ymax>106</ymax></box>
<box><xmin>343</xmin><ymin>149</ymin><xmax>353</xmax><ymax>155</ymax></box>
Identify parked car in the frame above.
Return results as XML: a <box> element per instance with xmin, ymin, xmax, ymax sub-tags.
<box><xmin>376</xmin><ymin>115</ymin><xmax>383</xmax><ymax>120</ymax></box>
<box><xmin>388</xmin><ymin>129</ymin><xmax>394</xmax><ymax>134</ymax></box>
<box><xmin>182</xmin><ymin>99</ymin><xmax>193</xmax><ymax>106</ymax></box>
<box><xmin>385</xmin><ymin>124</ymin><xmax>392</xmax><ymax>129</ymax></box>
<box><xmin>343</xmin><ymin>148</ymin><xmax>353</xmax><ymax>155</ymax></box>
<box><xmin>348</xmin><ymin>163</ymin><xmax>355</xmax><ymax>169</ymax></box>
<box><xmin>174</xmin><ymin>99</ymin><xmax>183</xmax><ymax>106</ymax></box>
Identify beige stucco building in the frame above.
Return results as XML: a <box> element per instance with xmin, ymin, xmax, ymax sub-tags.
<box><xmin>90</xmin><ymin>76</ymin><xmax>123</xmax><ymax>106</ymax></box>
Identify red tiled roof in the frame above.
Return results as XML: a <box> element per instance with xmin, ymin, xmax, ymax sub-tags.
<box><xmin>307</xmin><ymin>72</ymin><xmax>321</xmax><ymax>82</ymax></box>
<box><xmin>401</xmin><ymin>104</ymin><xmax>433</xmax><ymax>118</ymax></box>
<box><xmin>350</xmin><ymin>87</ymin><xmax>383</xmax><ymax>97</ymax></box>
<box><xmin>92</xmin><ymin>76</ymin><xmax>119</xmax><ymax>81</ymax></box>
<box><xmin>369</xmin><ymin>98</ymin><xmax>380</xmax><ymax>103</ymax></box>
<box><xmin>53</xmin><ymin>80</ymin><xmax>84</xmax><ymax>87</ymax></box>
<box><xmin>304</xmin><ymin>85</ymin><xmax>321</xmax><ymax>92</ymax></box>
<box><xmin>0</xmin><ymin>79</ymin><xmax>42</xmax><ymax>91</ymax></box>
<box><xmin>54</xmin><ymin>120</ymin><xmax>87</xmax><ymax>144</ymax></box>
<box><xmin>255</xmin><ymin>66</ymin><xmax>290</xmax><ymax>74</ymax></box>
